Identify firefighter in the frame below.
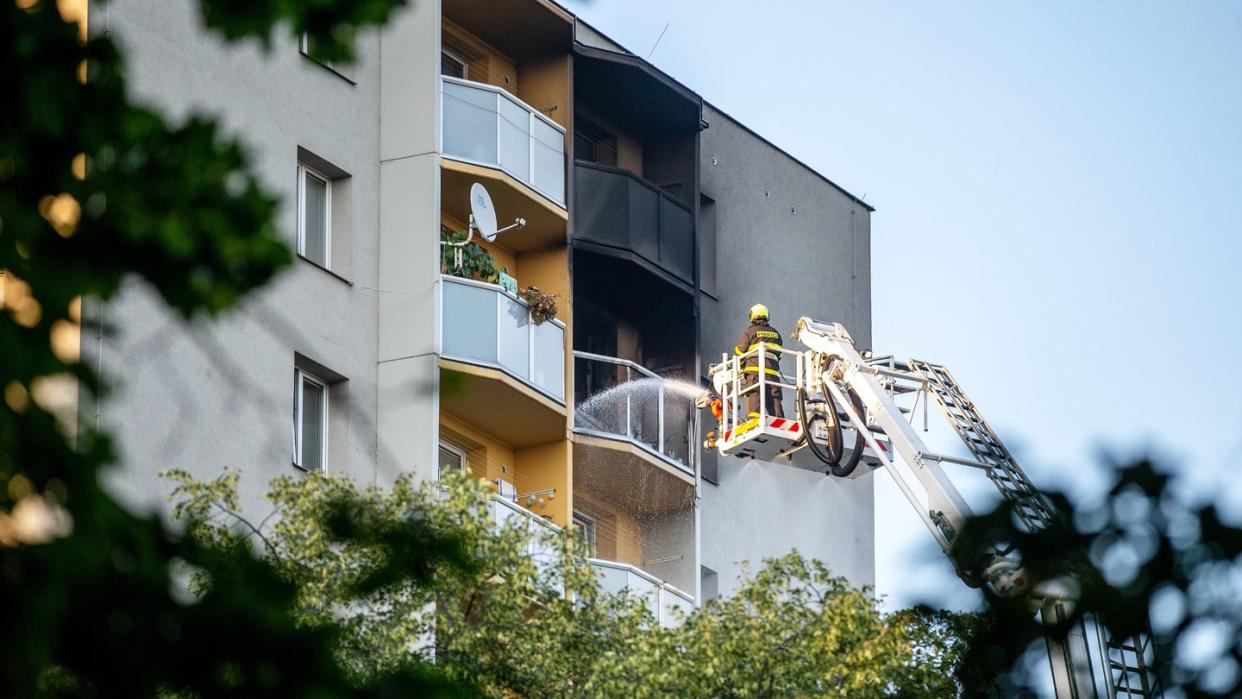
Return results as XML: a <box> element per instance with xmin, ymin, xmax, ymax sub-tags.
<box><xmin>734</xmin><ymin>303</ymin><xmax>784</xmax><ymax>419</ymax></box>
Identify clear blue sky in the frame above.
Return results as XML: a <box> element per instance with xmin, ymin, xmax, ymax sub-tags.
<box><xmin>564</xmin><ymin>0</ymin><xmax>1242</xmax><ymax>610</ymax></box>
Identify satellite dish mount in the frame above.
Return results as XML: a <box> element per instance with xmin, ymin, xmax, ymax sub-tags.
<box><xmin>442</xmin><ymin>183</ymin><xmax>526</xmax><ymax>271</ymax></box>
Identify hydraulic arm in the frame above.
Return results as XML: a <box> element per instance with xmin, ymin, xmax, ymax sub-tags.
<box><xmin>704</xmin><ymin>317</ymin><xmax>1161</xmax><ymax>698</ymax></box>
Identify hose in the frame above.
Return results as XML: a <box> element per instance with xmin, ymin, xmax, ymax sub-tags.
<box><xmin>796</xmin><ymin>386</ymin><xmax>842</xmax><ymax>470</ymax></box>
<box><xmin>831</xmin><ymin>389</ymin><xmax>866</xmax><ymax>478</ymax></box>
<box><xmin>796</xmin><ymin>383</ymin><xmax>866</xmax><ymax>478</ymax></box>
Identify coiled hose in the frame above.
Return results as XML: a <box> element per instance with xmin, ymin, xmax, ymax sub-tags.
<box><xmin>796</xmin><ymin>383</ymin><xmax>866</xmax><ymax>478</ymax></box>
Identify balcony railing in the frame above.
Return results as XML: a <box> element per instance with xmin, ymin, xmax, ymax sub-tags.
<box><xmin>441</xmin><ymin>275</ymin><xmax>566</xmax><ymax>403</ymax></box>
<box><xmin>441</xmin><ymin>76</ymin><xmax>566</xmax><ymax>206</ymax></box>
<box><xmin>490</xmin><ymin>495</ymin><xmax>560</xmax><ymax>576</ymax></box>
<box><xmin>572</xmin><ymin>161</ymin><xmax>694</xmax><ymax>285</ymax></box>
<box><xmin>590</xmin><ymin>558</ymin><xmax>694</xmax><ymax>627</ymax></box>
<box><xmin>573</xmin><ymin>351</ymin><xmax>697</xmax><ymax>474</ymax></box>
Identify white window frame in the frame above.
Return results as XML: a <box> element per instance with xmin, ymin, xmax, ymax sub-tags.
<box><xmin>436</xmin><ymin>441</ymin><xmax>468</xmax><ymax>479</ymax></box>
<box><xmin>299</xmin><ymin>33</ymin><xmax>336</xmax><ymax>70</ymax></box>
<box><xmin>441</xmin><ymin>48</ymin><xmax>469</xmax><ymax>79</ymax></box>
<box><xmin>296</xmin><ymin>163</ymin><xmax>332</xmax><ymax>269</ymax></box>
<box><xmin>293</xmin><ymin>370</ymin><xmax>329</xmax><ymax>472</ymax></box>
<box><xmin>572</xmin><ymin>511</ymin><xmax>597</xmax><ymax>556</ymax></box>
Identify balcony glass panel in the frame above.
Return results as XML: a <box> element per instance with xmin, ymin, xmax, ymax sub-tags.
<box><xmin>531</xmin><ymin>119</ymin><xmax>564</xmax><ymax>198</ymax></box>
<box><xmin>496</xmin><ymin>94</ymin><xmax>531</xmax><ymax>181</ymax></box>
<box><xmin>590</xmin><ymin>559</ymin><xmax>694</xmax><ymax>628</ymax></box>
<box><xmin>490</xmin><ymin>497</ymin><xmax>559</xmax><ymax>576</ymax></box>
<box><xmin>442</xmin><ymin>276</ymin><xmax>565</xmax><ymax>403</ymax></box>
<box><xmin>573</xmin><ymin>351</ymin><xmax>696</xmax><ymax>474</ymax></box>
<box><xmin>442</xmin><ymin>80</ymin><xmax>498</xmax><ymax>164</ymax></box>
<box><xmin>442</xmin><ymin>77</ymin><xmax>566</xmax><ymax>206</ymax></box>
<box><xmin>497</xmin><ymin>294</ymin><xmax>531</xmax><ymax>379</ymax></box>
<box><xmin>532</xmin><ymin>320</ymin><xmax>566</xmax><ymax>400</ymax></box>
<box><xmin>442</xmin><ymin>281</ymin><xmax>498</xmax><ymax>363</ymax></box>
<box><xmin>572</xmin><ymin>162</ymin><xmax>694</xmax><ymax>284</ymax></box>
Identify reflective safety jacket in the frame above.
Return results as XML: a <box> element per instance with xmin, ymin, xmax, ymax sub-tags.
<box><xmin>734</xmin><ymin>321</ymin><xmax>783</xmax><ymax>376</ymax></box>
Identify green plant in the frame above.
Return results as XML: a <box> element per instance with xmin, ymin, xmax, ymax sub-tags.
<box><xmin>1</xmin><ymin>1</ymin><xmax>472</xmax><ymax>695</ymax></box>
<box><xmin>167</xmin><ymin>468</ymin><xmax>974</xmax><ymax>698</ymax></box>
<box><xmin>441</xmin><ymin>225</ymin><xmax>498</xmax><ymax>283</ymax></box>
<box><xmin>520</xmin><ymin>285</ymin><xmax>558</xmax><ymax>324</ymax></box>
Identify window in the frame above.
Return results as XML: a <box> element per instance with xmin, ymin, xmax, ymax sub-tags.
<box><xmin>574</xmin><ymin>115</ymin><xmax>618</xmax><ymax>167</ymax></box>
<box><xmin>299</xmin><ymin>32</ymin><xmax>355</xmax><ymax>80</ymax></box>
<box><xmin>297</xmin><ymin>164</ymin><xmax>331</xmax><ymax>268</ymax></box>
<box><xmin>572</xmin><ymin>511</ymin><xmax>597</xmax><ymax>556</ymax></box>
<box><xmin>437</xmin><ymin>442</ymin><xmax>467</xmax><ymax>478</ymax></box>
<box><xmin>701</xmin><ymin>566</ymin><xmax>719</xmax><ymax>602</ymax></box>
<box><xmin>441</xmin><ymin>49</ymin><xmax>468</xmax><ymax>79</ymax></box>
<box><xmin>699</xmin><ymin>194</ymin><xmax>718</xmax><ymax>296</ymax></box>
<box><xmin>294</xmin><ymin>370</ymin><xmax>328</xmax><ymax>472</ymax></box>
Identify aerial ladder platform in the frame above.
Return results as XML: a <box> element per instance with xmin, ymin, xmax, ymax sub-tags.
<box><xmin>702</xmin><ymin>318</ymin><xmax>1162</xmax><ymax>699</ymax></box>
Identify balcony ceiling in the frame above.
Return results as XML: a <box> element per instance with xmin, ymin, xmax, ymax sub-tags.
<box><xmin>574</xmin><ymin>50</ymin><xmax>701</xmax><ymax>137</ymax></box>
<box><xmin>444</xmin><ymin>0</ymin><xmax>572</xmax><ymax>62</ymax></box>
<box><xmin>440</xmin><ymin>359</ymin><xmax>567</xmax><ymax>447</ymax></box>
<box><xmin>573</xmin><ymin>436</ymin><xmax>695</xmax><ymax>515</ymax></box>
<box><xmin>442</xmin><ymin>159</ymin><xmax>567</xmax><ymax>252</ymax></box>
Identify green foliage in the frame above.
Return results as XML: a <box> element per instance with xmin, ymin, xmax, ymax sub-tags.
<box><xmin>168</xmin><ymin>469</ymin><xmax>974</xmax><ymax>698</ymax></box>
<box><xmin>948</xmin><ymin>458</ymin><xmax>1242</xmax><ymax>697</ymax></box>
<box><xmin>197</xmin><ymin>0</ymin><xmax>410</xmax><ymax>65</ymax></box>
<box><xmin>440</xmin><ymin>225</ymin><xmax>498</xmax><ymax>282</ymax></box>
<box><xmin>0</xmin><ymin>0</ymin><xmax>470</xmax><ymax>696</ymax></box>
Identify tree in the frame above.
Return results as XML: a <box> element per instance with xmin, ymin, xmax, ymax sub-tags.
<box><xmin>167</xmin><ymin>468</ymin><xmax>974</xmax><ymax>698</ymax></box>
<box><xmin>948</xmin><ymin>458</ymin><xmax>1242</xmax><ymax>697</ymax></box>
<box><xmin>0</xmin><ymin>1</ymin><xmax>479</xmax><ymax>695</ymax></box>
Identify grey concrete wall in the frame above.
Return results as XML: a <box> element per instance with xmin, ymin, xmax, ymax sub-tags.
<box><xmin>90</xmin><ymin>0</ymin><xmax>386</xmax><ymax>519</ymax></box>
<box><xmin>640</xmin><ymin>507</ymin><xmax>697</xmax><ymax>594</ymax></box>
<box><xmin>376</xmin><ymin>0</ymin><xmax>443</xmax><ymax>488</ymax></box>
<box><xmin>698</xmin><ymin>103</ymin><xmax>875</xmax><ymax>596</ymax></box>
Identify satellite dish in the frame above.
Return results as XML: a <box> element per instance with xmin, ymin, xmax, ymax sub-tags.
<box><xmin>470</xmin><ymin>183</ymin><xmax>498</xmax><ymax>242</ymax></box>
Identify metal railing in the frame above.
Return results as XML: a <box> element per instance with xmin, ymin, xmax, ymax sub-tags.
<box><xmin>441</xmin><ymin>275</ymin><xmax>566</xmax><ymax>402</ymax></box>
<box><xmin>441</xmin><ymin>76</ymin><xmax>566</xmax><ymax>206</ymax></box>
<box><xmin>589</xmin><ymin>558</ymin><xmax>694</xmax><ymax>627</ymax></box>
<box><xmin>489</xmin><ymin>496</ymin><xmax>695</xmax><ymax>622</ymax></box>
<box><xmin>714</xmin><ymin>342</ymin><xmax>803</xmax><ymax>438</ymax></box>
<box><xmin>572</xmin><ymin>350</ymin><xmax>697</xmax><ymax>474</ymax></box>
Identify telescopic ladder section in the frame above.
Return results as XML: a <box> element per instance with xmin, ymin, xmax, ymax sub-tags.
<box><xmin>908</xmin><ymin>360</ymin><xmax>1056</xmax><ymax>534</ymax></box>
<box><xmin>786</xmin><ymin>319</ymin><xmax>1161</xmax><ymax>699</ymax></box>
<box><xmin>1106</xmin><ymin>632</ymin><xmax>1162</xmax><ymax>699</ymax></box>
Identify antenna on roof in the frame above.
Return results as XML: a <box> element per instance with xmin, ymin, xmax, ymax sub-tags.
<box><xmin>647</xmin><ymin>22</ymin><xmax>670</xmax><ymax>59</ymax></box>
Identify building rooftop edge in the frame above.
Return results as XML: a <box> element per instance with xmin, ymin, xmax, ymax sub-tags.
<box><xmin>549</xmin><ymin>2</ymin><xmax>876</xmax><ymax>213</ymax></box>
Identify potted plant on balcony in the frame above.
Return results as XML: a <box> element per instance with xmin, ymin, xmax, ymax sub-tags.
<box><xmin>520</xmin><ymin>285</ymin><xmax>558</xmax><ymax>325</ymax></box>
<box><xmin>440</xmin><ymin>224</ymin><xmax>498</xmax><ymax>283</ymax></box>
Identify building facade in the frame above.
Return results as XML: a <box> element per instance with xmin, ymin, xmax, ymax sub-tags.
<box><xmin>89</xmin><ymin>0</ymin><xmax>874</xmax><ymax>614</ymax></box>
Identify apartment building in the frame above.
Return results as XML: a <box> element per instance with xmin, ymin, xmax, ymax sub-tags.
<box><xmin>89</xmin><ymin>0</ymin><xmax>873</xmax><ymax>617</ymax></box>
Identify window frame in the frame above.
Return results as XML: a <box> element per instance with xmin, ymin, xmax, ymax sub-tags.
<box><xmin>437</xmin><ymin>441</ymin><xmax>468</xmax><ymax>479</ymax></box>
<box><xmin>293</xmin><ymin>369</ymin><xmax>329</xmax><ymax>472</ymax></box>
<box><xmin>572</xmin><ymin>511</ymin><xmax>597</xmax><ymax>556</ymax></box>
<box><xmin>296</xmin><ymin>162</ymin><xmax>333</xmax><ymax>269</ymax></box>
<box><xmin>440</xmin><ymin>48</ymin><xmax>469</xmax><ymax>80</ymax></box>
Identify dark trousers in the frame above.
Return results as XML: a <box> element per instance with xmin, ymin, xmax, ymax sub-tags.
<box><xmin>742</xmin><ymin>372</ymin><xmax>784</xmax><ymax>419</ymax></box>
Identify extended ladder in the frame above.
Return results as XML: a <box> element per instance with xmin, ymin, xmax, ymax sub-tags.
<box><xmin>786</xmin><ymin>319</ymin><xmax>1162</xmax><ymax>699</ymax></box>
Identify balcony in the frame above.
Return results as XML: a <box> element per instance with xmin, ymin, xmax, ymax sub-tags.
<box><xmin>440</xmin><ymin>275</ymin><xmax>566</xmax><ymax>446</ymax></box>
<box><xmin>573</xmin><ymin>351</ymin><xmax>696</xmax><ymax>475</ymax></box>
<box><xmin>572</xmin><ymin>161</ymin><xmax>694</xmax><ymax>288</ymax></box>
<box><xmin>490</xmin><ymin>495</ymin><xmax>560</xmax><ymax>576</ymax></box>
<box><xmin>441</xmin><ymin>76</ymin><xmax>566</xmax><ymax>207</ymax></box>
<box><xmin>590</xmin><ymin>558</ymin><xmax>694</xmax><ymax>627</ymax></box>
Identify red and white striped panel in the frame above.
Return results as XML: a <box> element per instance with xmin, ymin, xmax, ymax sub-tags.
<box><xmin>768</xmin><ymin>417</ymin><xmax>800</xmax><ymax>433</ymax></box>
